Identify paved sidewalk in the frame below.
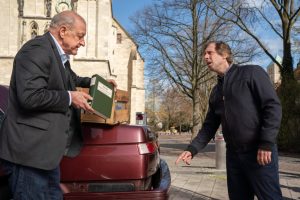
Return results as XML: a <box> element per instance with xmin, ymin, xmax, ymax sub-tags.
<box><xmin>158</xmin><ymin>133</ymin><xmax>300</xmax><ymax>200</ymax></box>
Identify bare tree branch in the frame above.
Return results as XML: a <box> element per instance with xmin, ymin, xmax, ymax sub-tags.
<box><xmin>131</xmin><ymin>0</ymin><xmax>259</xmax><ymax>137</ymax></box>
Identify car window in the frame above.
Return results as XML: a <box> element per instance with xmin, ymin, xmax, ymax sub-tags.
<box><xmin>0</xmin><ymin>108</ymin><xmax>4</xmax><ymax>129</ymax></box>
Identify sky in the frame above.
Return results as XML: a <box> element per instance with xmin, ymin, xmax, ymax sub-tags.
<box><xmin>112</xmin><ymin>0</ymin><xmax>153</xmax><ymax>30</ymax></box>
<box><xmin>112</xmin><ymin>0</ymin><xmax>298</xmax><ymax>69</ymax></box>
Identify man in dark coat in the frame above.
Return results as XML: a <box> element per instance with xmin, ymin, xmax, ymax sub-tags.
<box><xmin>0</xmin><ymin>11</ymin><xmax>94</xmax><ymax>199</ymax></box>
<box><xmin>176</xmin><ymin>41</ymin><xmax>283</xmax><ymax>199</ymax></box>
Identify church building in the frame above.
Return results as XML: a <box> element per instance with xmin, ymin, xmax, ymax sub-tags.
<box><xmin>0</xmin><ymin>0</ymin><xmax>145</xmax><ymax>124</ymax></box>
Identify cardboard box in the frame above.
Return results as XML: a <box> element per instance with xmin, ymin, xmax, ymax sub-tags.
<box><xmin>114</xmin><ymin>89</ymin><xmax>129</xmax><ymax>123</ymax></box>
<box><xmin>78</xmin><ymin>88</ymin><xmax>129</xmax><ymax>124</ymax></box>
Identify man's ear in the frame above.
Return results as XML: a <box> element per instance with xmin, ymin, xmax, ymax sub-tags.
<box><xmin>222</xmin><ymin>53</ymin><xmax>228</xmax><ymax>60</ymax></box>
<box><xmin>59</xmin><ymin>26</ymin><xmax>68</xmax><ymax>39</ymax></box>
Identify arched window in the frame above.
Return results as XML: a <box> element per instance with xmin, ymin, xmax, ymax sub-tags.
<box><xmin>30</xmin><ymin>21</ymin><xmax>39</xmax><ymax>39</ymax></box>
<box><xmin>117</xmin><ymin>33</ymin><xmax>122</xmax><ymax>44</ymax></box>
<box><xmin>45</xmin><ymin>0</ymin><xmax>52</xmax><ymax>17</ymax></box>
<box><xmin>17</xmin><ymin>0</ymin><xmax>24</xmax><ymax>16</ymax></box>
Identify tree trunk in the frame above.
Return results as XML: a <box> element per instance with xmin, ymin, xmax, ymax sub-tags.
<box><xmin>278</xmin><ymin>38</ymin><xmax>297</xmax><ymax>149</ymax></box>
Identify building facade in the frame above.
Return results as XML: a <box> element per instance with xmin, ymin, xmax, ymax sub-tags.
<box><xmin>0</xmin><ymin>0</ymin><xmax>145</xmax><ymax>124</ymax></box>
<box><xmin>267</xmin><ymin>55</ymin><xmax>282</xmax><ymax>87</ymax></box>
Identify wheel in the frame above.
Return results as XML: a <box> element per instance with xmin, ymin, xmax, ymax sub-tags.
<box><xmin>152</xmin><ymin>158</ymin><xmax>171</xmax><ymax>190</ymax></box>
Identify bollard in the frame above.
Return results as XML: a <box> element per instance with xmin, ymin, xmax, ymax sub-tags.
<box><xmin>215</xmin><ymin>133</ymin><xmax>226</xmax><ymax>170</ymax></box>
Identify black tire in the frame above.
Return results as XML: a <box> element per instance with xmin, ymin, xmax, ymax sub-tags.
<box><xmin>152</xmin><ymin>159</ymin><xmax>171</xmax><ymax>190</ymax></box>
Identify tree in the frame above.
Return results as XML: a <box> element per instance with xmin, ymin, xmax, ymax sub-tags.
<box><xmin>158</xmin><ymin>87</ymin><xmax>193</xmax><ymax>133</ymax></box>
<box><xmin>293</xmin><ymin>25</ymin><xmax>300</xmax><ymax>60</ymax></box>
<box><xmin>207</xmin><ymin>0</ymin><xmax>300</xmax><ymax>81</ymax></box>
<box><xmin>145</xmin><ymin>78</ymin><xmax>163</xmax><ymax>130</ymax></box>
<box><xmin>207</xmin><ymin>0</ymin><xmax>300</xmax><ymax>151</ymax></box>
<box><xmin>130</xmin><ymin>0</ymin><xmax>259</xmax><ymax>138</ymax></box>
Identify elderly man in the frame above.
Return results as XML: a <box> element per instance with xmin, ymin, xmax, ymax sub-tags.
<box><xmin>0</xmin><ymin>11</ymin><xmax>94</xmax><ymax>199</ymax></box>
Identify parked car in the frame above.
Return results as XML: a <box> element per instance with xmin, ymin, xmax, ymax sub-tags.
<box><xmin>0</xmin><ymin>85</ymin><xmax>170</xmax><ymax>200</ymax></box>
<box><xmin>0</xmin><ymin>85</ymin><xmax>10</xmax><ymax>200</ymax></box>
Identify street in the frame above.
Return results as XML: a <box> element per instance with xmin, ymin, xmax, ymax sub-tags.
<box><xmin>159</xmin><ymin>133</ymin><xmax>300</xmax><ymax>200</ymax></box>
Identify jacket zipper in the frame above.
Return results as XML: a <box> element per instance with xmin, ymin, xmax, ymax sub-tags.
<box><xmin>223</xmin><ymin>65</ymin><xmax>237</xmax><ymax>149</ymax></box>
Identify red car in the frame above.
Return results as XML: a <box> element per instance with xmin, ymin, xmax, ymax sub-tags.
<box><xmin>0</xmin><ymin>85</ymin><xmax>170</xmax><ymax>200</ymax></box>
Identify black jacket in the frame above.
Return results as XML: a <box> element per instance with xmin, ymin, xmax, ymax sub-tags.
<box><xmin>187</xmin><ymin>64</ymin><xmax>282</xmax><ymax>155</ymax></box>
<box><xmin>0</xmin><ymin>32</ymin><xmax>91</xmax><ymax>170</ymax></box>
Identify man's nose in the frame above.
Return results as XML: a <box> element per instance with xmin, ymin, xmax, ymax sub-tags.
<box><xmin>80</xmin><ymin>39</ymin><xmax>85</xmax><ymax>47</ymax></box>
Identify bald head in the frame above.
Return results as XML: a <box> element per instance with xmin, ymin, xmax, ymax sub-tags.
<box><xmin>49</xmin><ymin>11</ymin><xmax>86</xmax><ymax>55</ymax></box>
<box><xmin>49</xmin><ymin>11</ymin><xmax>86</xmax><ymax>32</ymax></box>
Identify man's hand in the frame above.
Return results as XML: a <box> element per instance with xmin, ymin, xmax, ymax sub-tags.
<box><xmin>175</xmin><ymin>151</ymin><xmax>192</xmax><ymax>165</ymax></box>
<box><xmin>70</xmin><ymin>91</ymin><xmax>94</xmax><ymax>113</ymax></box>
<box><xmin>257</xmin><ymin>149</ymin><xmax>272</xmax><ymax>166</ymax></box>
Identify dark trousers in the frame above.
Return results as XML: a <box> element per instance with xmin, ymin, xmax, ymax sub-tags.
<box><xmin>1</xmin><ymin>159</ymin><xmax>62</xmax><ymax>200</ymax></box>
<box><xmin>226</xmin><ymin>145</ymin><xmax>282</xmax><ymax>200</ymax></box>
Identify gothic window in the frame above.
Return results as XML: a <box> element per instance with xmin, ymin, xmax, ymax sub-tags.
<box><xmin>45</xmin><ymin>0</ymin><xmax>52</xmax><ymax>17</ymax></box>
<box><xmin>30</xmin><ymin>21</ymin><xmax>39</xmax><ymax>39</ymax></box>
<box><xmin>71</xmin><ymin>0</ymin><xmax>78</xmax><ymax>11</ymax></box>
<box><xmin>117</xmin><ymin>33</ymin><xmax>122</xmax><ymax>44</ymax></box>
<box><xmin>17</xmin><ymin>0</ymin><xmax>24</xmax><ymax>17</ymax></box>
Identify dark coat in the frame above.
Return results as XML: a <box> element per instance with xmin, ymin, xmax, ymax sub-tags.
<box><xmin>187</xmin><ymin>64</ymin><xmax>282</xmax><ymax>155</ymax></box>
<box><xmin>0</xmin><ymin>32</ymin><xmax>90</xmax><ymax>170</ymax></box>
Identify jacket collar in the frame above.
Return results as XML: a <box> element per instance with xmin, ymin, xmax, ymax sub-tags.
<box><xmin>226</xmin><ymin>64</ymin><xmax>238</xmax><ymax>75</ymax></box>
<box><xmin>45</xmin><ymin>32</ymin><xmax>68</xmax><ymax>90</ymax></box>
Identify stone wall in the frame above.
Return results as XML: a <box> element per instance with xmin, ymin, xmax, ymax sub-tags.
<box><xmin>0</xmin><ymin>0</ymin><xmax>19</xmax><ymax>58</ymax></box>
<box><xmin>0</xmin><ymin>0</ymin><xmax>145</xmax><ymax>125</ymax></box>
<box><xmin>112</xmin><ymin>19</ymin><xmax>145</xmax><ymax>124</ymax></box>
<box><xmin>0</xmin><ymin>58</ymin><xmax>14</xmax><ymax>85</ymax></box>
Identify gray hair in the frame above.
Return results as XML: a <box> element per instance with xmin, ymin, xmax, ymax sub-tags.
<box><xmin>205</xmin><ymin>41</ymin><xmax>233</xmax><ymax>65</ymax></box>
<box><xmin>49</xmin><ymin>11</ymin><xmax>85</xmax><ymax>30</ymax></box>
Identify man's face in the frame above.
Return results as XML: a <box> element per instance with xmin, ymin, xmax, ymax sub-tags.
<box><xmin>203</xmin><ymin>43</ymin><xmax>228</xmax><ymax>75</ymax></box>
<box><xmin>60</xmin><ymin>19</ymin><xmax>86</xmax><ymax>55</ymax></box>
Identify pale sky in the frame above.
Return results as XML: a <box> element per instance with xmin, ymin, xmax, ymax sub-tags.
<box><xmin>112</xmin><ymin>0</ymin><xmax>152</xmax><ymax>30</ymax></box>
<box><xmin>112</xmin><ymin>0</ymin><xmax>297</xmax><ymax>68</ymax></box>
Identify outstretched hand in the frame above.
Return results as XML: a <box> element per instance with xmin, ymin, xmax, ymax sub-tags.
<box><xmin>175</xmin><ymin>151</ymin><xmax>192</xmax><ymax>165</ymax></box>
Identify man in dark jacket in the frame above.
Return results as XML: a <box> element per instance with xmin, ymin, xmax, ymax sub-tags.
<box><xmin>0</xmin><ymin>11</ymin><xmax>95</xmax><ymax>199</ymax></box>
<box><xmin>176</xmin><ymin>41</ymin><xmax>282</xmax><ymax>199</ymax></box>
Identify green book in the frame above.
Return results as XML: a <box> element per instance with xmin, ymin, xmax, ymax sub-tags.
<box><xmin>89</xmin><ymin>74</ymin><xmax>115</xmax><ymax>119</ymax></box>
